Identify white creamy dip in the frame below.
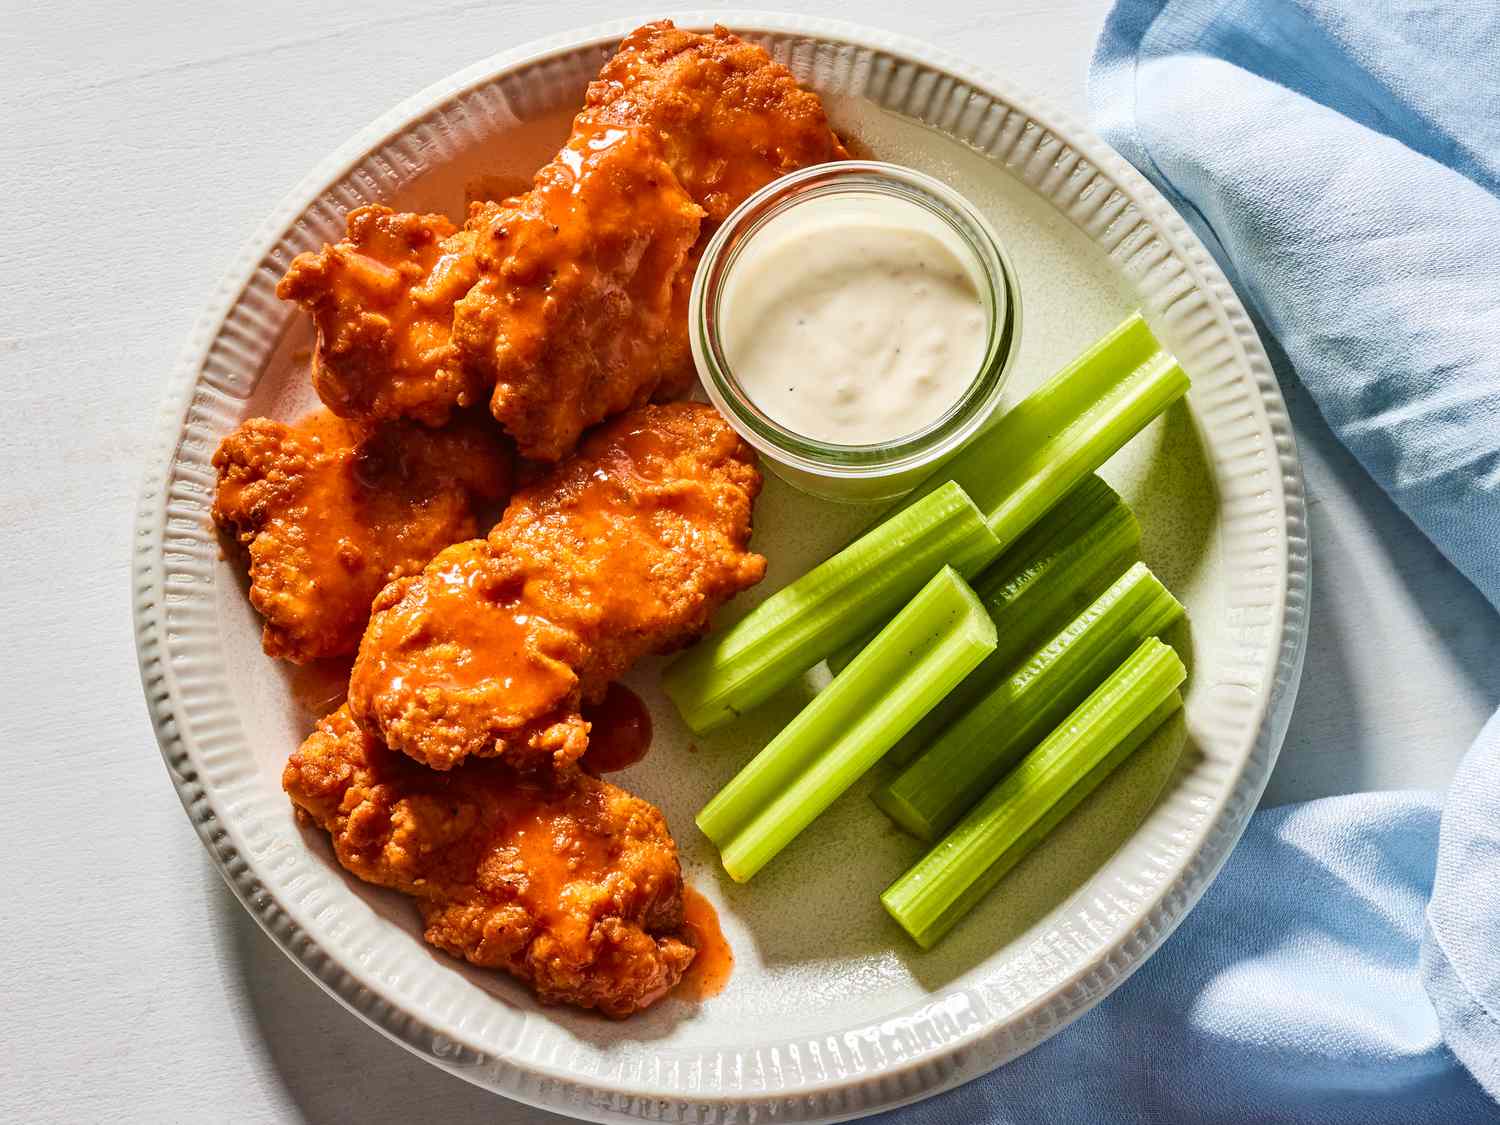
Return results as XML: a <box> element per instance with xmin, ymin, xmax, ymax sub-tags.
<box><xmin>718</xmin><ymin>191</ymin><xmax>990</xmax><ymax>446</ymax></box>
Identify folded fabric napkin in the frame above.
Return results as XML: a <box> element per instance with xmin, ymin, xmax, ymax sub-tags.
<box><xmin>880</xmin><ymin>1</ymin><xmax>1500</xmax><ymax>1119</ymax></box>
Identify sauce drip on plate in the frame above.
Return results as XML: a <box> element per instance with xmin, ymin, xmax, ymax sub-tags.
<box><xmin>677</xmin><ymin>886</ymin><xmax>733</xmax><ymax>1000</ymax></box>
<box><xmin>289</xmin><ymin>654</ymin><xmax>356</xmax><ymax>717</ymax></box>
<box><xmin>580</xmin><ymin>683</ymin><xmax>654</xmax><ymax>774</ymax></box>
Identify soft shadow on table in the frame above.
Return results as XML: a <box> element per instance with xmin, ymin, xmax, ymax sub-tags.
<box><xmin>210</xmin><ymin>868</ymin><xmax>574</xmax><ymax>1125</ymax></box>
<box><xmin>1260</xmin><ymin>330</ymin><xmax>1500</xmax><ymax>805</ymax></box>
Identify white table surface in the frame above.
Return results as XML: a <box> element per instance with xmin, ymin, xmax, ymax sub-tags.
<box><xmin>4</xmin><ymin>2</ymin><xmax>1498</xmax><ymax>1121</ymax></box>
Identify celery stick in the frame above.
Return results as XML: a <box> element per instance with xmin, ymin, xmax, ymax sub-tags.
<box><xmin>827</xmin><ymin>473</ymin><xmax>1138</xmax><ymax>677</ymax></box>
<box><xmin>828</xmin><ymin>313</ymin><xmax>1183</xmax><ymax>674</ymax></box>
<box><xmin>697</xmin><ymin>565</ymin><xmax>992</xmax><ymax>846</ymax></box>
<box><xmin>888</xmin><ymin>689</ymin><xmax>1181</xmax><ymax>949</ymax></box>
<box><xmin>664</xmin><ymin>481</ymin><xmax>999</xmax><ymax>735</ymax></box>
<box><xmin>882</xmin><ymin>637</ymin><xmax>1185</xmax><ymax>948</ymax></box>
<box><xmin>970</xmin><ymin>475</ymin><xmax>1139</xmax><ymax>655</ymax></box>
<box><xmin>876</xmin><ymin>477</ymin><xmax>1139</xmax><ymax>764</ymax></box>
<box><xmin>986</xmin><ymin>689</ymin><xmax>1180</xmax><ymax>886</ymax></box>
<box><xmin>875</xmin><ymin>562</ymin><xmax>1182</xmax><ymax>839</ymax></box>
<box><xmin>889</xmin><ymin>314</ymin><xmax>1187</xmax><ymax>542</ymax></box>
<box><xmin>698</xmin><ymin>568</ymin><xmax>996</xmax><ymax>882</ymax></box>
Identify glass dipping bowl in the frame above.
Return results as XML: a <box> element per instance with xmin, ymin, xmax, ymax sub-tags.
<box><xmin>690</xmin><ymin>160</ymin><xmax>1021</xmax><ymax>503</ymax></box>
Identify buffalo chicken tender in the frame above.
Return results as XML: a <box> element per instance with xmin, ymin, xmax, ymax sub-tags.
<box><xmin>583</xmin><ymin>21</ymin><xmax>849</xmax><ymax>400</ymax></box>
<box><xmin>452</xmin><ymin>122</ymin><xmax>703</xmax><ymax>461</ymax></box>
<box><xmin>211</xmin><ymin>409</ymin><xmax>513</xmax><ymax>663</ymax></box>
<box><xmin>277</xmin><ymin>207</ymin><xmax>485</xmax><ymax>426</ymax></box>
<box><xmin>275</xmin><ymin>23</ymin><xmax>848</xmax><ymax>458</ymax></box>
<box><xmin>348</xmin><ymin>402</ymin><xmax>765</xmax><ymax>771</ymax></box>
<box><xmin>584</xmin><ymin>21</ymin><xmax>851</xmax><ymax>225</ymax></box>
<box><xmin>284</xmin><ymin>705</ymin><xmax>695</xmax><ymax>1017</ymax></box>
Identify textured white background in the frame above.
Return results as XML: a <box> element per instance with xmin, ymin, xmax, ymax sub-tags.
<box><xmin>4</xmin><ymin>2</ymin><xmax>1498</xmax><ymax>1122</ymax></box>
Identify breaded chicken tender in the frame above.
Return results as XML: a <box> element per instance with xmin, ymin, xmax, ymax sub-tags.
<box><xmin>277</xmin><ymin>207</ymin><xmax>485</xmax><ymax>426</ymax></box>
<box><xmin>212</xmin><ymin>409</ymin><xmax>512</xmax><ymax>662</ymax></box>
<box><xmin>582</xmin><ymin>22</ymin><xmax>849</xmax><ymax>398</ymax></box>
<box><xmin>584</xmin><ymin>21</ymin><xmax>850</xmax><ymax>225</ymax></box>
<box><xmin>276</xmin><ymin>23</ymin><xmax>846</xmax><ymax>455</ymax></box>
<box><xmin>284</xmin><ymin>705</ymin><xmax>695</xmax><ymax>1017</ymax></box>
<box><xmin>348</xmin><ymin>402</ymin><xmax>765</xmax><ymax>770</ymax></box>
<box><xmin>452</xmin><ymin>122</ymin><xmax>703</xmax><ymax>461</ymax></box>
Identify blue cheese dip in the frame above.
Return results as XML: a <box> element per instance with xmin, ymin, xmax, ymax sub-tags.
<box><xmin>717</xmin><ymin>190</ymin><xmax>990</xmax><ymax>446</ymax></box>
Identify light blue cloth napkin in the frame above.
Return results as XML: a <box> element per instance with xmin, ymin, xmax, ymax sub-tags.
<box><xmin>878</xmin><ymin>1</ymin><xmax>1500</xmax><ymax>1119</ymax></box>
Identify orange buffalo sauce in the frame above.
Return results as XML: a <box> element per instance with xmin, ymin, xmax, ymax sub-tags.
<box><xmin>678</xmin><ymin>886</ymin><xmax>733</xmax><ymax>1000</ymax></box>
<box><xmin>356</xmin><ymin>540</ymin><xmax>579</xmax><ymax>721</ymax></box>
<box><xmin>580</xmin><ymin>683</ymin><xmax>654</xmax><ymax>774</ymax></box>
<box><xmin>499</xmin><ymin>782</ymin><xmax>615</xmax><ymax>951</ymax></box>
<box><xmin>288</xmin><ymin>653</ymin><xmax>356</xmax><ymax>718</ymax></box>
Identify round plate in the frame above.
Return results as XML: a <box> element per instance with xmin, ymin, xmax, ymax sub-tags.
<box><xmin>134</xmin><ymin>13</ymin><xmax>1307</xmax><ymax>1122</ymax></box>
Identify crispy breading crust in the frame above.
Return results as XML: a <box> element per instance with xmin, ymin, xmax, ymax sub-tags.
<box><xmin>285</xmin><ymin>705</ymin><xmax>695</xmax><ymax>1017</ymax></box>
<box><xmin>348</xmin><ymin>402</ymin><xmax>765</xmax><ymax>770</ymax></box>
<box><xmin>585</xmin><ymin>21</ymin><xmax>851</xmax><ymax>225</ymax></box>
<box><xmin>211</xmin><ymin>410</ymin><xmax>512</xmax><ymax>662</ymax></box>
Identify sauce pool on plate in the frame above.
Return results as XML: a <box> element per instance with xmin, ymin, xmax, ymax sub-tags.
<box><xmin>580</xmin><ymin>682</ymin><xmax>654</xmax><ymax>774</ymax></box>
<box><xmin>677</xmin><ymin>886</ymin><xmax>734</xmax><ymax>1000</ymax></box>
<box><xmin>289</xmin><ymin>653</ymin><xmax>356</xmax><ymax>717</ymax></box>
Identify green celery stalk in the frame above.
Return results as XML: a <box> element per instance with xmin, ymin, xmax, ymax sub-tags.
<box><xmin>663</xmin><ymin>481</ymin><xmax>999</xmax><ymax>735</ymax></box>
<box><xmin>875</xmin><ymin>561</ymin><xmax>1182</xmax><ymax>839</ymax></box>
<box><xmin>882</xmin><ymin>637</ymin><xmax>1186</xmax><ymax>948</ymax></box>
<box><xmin>970</xmin><ymin>475</ymin><xmax>1139</xmax><ymax>655</ymax></box>
<box><xmin>827</xmin><ymin>313</ymin><xmax>1183</xmax><ymax>676</ymax></box>
<box><xmin>980</xmin><ymin>689</ymin><xmax>1181</xmax><ymax>887</ymax></box>
<box><xmin>827</xmin><ymin>473</ymin><xmax>1138</xmax><ymax>678</ymax></box>
<box><xmin>698</xmin><ymin>567</ymin><xmax>996</xmax><ymax>882</ymax></box>
<box><xmin>888</xmin><ymin>313</ymin><xmax>1187</xmax><ymax>543</ymax></box>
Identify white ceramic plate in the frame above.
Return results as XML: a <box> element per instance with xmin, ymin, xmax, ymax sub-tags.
<box><xmin>134</xmin><ymin>13</ymin><xmax>1308</xmax><ymax>1122</ymax></box>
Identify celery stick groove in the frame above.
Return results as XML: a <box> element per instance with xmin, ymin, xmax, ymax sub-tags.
<box><xmin>698</xmin><ymin>567</ymin><xmax>996</xmax><ymax>882</ymax></box>
<box><xmin>664</xmin><ymin>481</ymin><xmax>999</xmax><ymax>735</ymax></box>
<box><xmin>882</xmin><ymin>637</ymin><xmax>1187</xmax><ymax>948</ymax></box>
<box><xmin>875</xmin><ymin>561</ymin><xmax>1184</xmax><ymax>839</ymax></box>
